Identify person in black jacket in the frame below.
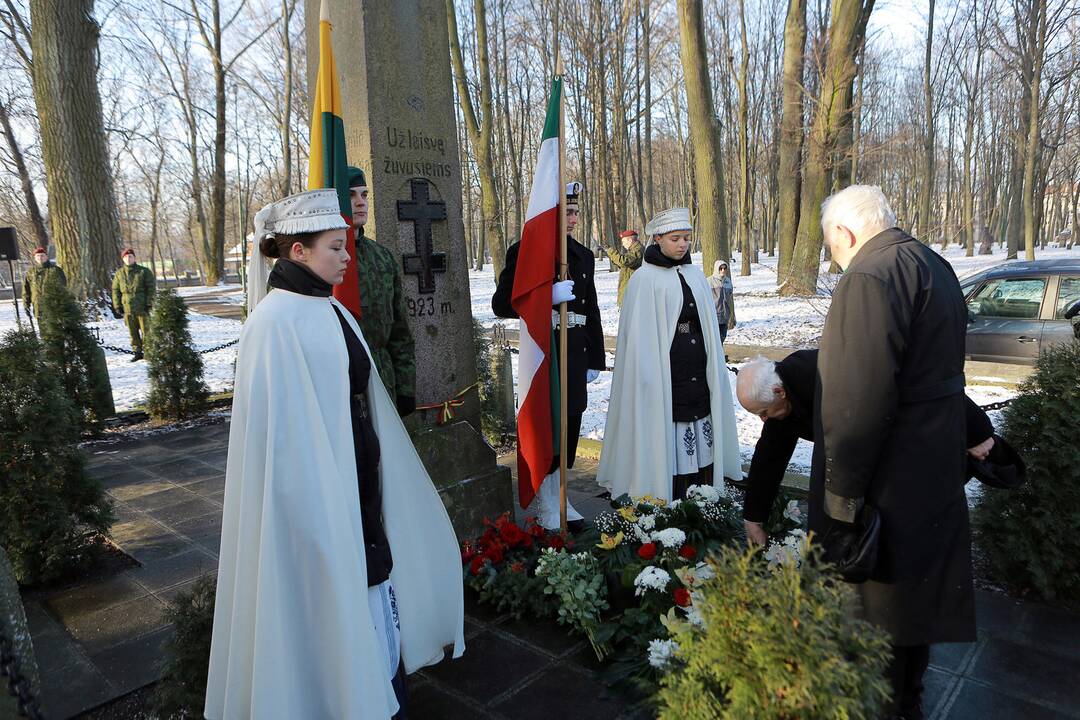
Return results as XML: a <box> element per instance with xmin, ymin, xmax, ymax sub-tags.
<box><xmin>492</xmin><ymin>181</ymin><xmax>606</xmax><ymax>531</ymax></box>
<box><xmin>736</xmin><ymin>349</ymin><xmax>1000</xmax><ymax>546</ymax></box>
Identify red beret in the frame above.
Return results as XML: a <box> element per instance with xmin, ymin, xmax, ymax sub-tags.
<box><xmin>34</xmin><ymin>247</ymin><xmax>47</xmax><ymax>255</ymax></box>
<box><xmin>121</xmin><ymin>248</ymin><xmax>135</xmax><ymax>258</ymax></box>
<box><xmin>618</xmin><ymin>230</ymin><xmax>638</xmax><ymax>238</ymax></box>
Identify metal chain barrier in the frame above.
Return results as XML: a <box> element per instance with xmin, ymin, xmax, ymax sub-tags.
<box><xmin>88</xmin><ymin>326</ymin><xmax>239</xmax><ymax>356</ymax></box>
<box><xmin>0</xmin><ymin>631</ymin><xmax>44</xmax><ymax>720</ymax></box>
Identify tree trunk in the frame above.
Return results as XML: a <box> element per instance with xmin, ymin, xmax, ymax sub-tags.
<box><xmin>783</xmin><ymin>0</ymin><xmax>874</xmax><ymax>296</ymax></box>
<box><xmin>736</xmin><ymin>0</ymin><xmax>752</xmax><ymax>277</ymax></box>
<box><xmin>28</xmin><ymin>0</ymin><xmax>122</xmax><ymax>301</ymax></box>
<box><xmin>447</xmin><ymin>0</ymin><xmax>505</xmax><ymax>278</ymax></box>
<box><xmin>0</xmin><ymin>99</ymin><xmax>49</xmax><ymax>251</ymax></box>
<box><xmin>776</xmin><ymin>0</ymin><xmax>807</xmax><ymax>284</ymax></box>
<box><xmin>281</xmin><ymin>0</ymin><xmax>295</xmax><ymax>196</ymax></box>
<box><xmin>676</xmin><ymin>0</ymin><xmax>730</xmax><ymax>273</ymax></box>
<box><xmin>917</xmin><ymin>0</ymin><xmax>936</xmax><ymax>244</ymax></box>
<box><xmin>1021</xmin><ymin>0</ymin><xmax>1047</xmax><ymax>262</ymax></box>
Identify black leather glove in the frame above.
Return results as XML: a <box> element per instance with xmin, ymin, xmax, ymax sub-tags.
<box><xmin>820</xmin><ymin>505</ymin><xmax>881</xmax><ymax>584</ymax></box>
<box><xmin>396</xmin><ymin>395</ymin><xmax>416</xmax><ymax>417</ymax></box>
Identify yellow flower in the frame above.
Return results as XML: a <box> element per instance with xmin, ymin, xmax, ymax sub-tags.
<box><xmin>617</xmin><ymin>507</ymin><xmax>638</xmax><ymax>522</ymax></box>
<box><xmin>596</xmin><ymin>531</ymin><xmax>625</xmax><ymax>550</ymax></box>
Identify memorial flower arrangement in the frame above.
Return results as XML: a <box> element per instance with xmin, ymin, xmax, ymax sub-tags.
<box><xmin>460</xmin><ymin>486</ymin><xmax>819</xmax><ymax>693</ymax></box>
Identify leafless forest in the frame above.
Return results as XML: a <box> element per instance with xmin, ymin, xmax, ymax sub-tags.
<box><xmin>1</xmin><ymin>0</ymin><xmax>1077</xmax><ymax>300</ymax></box>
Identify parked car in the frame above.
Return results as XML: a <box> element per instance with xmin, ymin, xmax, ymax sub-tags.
<box><xmin>960</xmin><ymin>258</ymin><xmax>1080</xmax><ymax>364</ymax></box>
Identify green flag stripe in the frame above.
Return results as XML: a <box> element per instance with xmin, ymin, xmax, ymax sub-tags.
<box><xmin>541</xmin><ymin>77</ymin><xmax>561</xmax><ymax>142</ymax></box>
<box><xmin>320</xmin><ymin>111</ymin><xmax>352</xmax><ymax>216</ymax></box>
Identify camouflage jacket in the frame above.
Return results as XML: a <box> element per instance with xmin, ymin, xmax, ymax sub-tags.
<box><xmin>356</xmin><ymin>230</ymin><xmax>416</xmax><ymax>400</ymax></box>
<box><xmin>22</xmin><ymin>262</ymin><xmax>67</xmax><ymax>316</ymax></box>
<box><xmin>605</xmin><ymin>241</ymin><xmax>643</xmax><ymax>306</ymax></box>
<box><xmin>111</xmin><ymin>263</ymin><xmax>156</xmax><ymax>315</ymax></box>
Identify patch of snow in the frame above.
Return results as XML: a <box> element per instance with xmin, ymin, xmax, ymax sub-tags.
<box><xmin>0</xmin><ymin>299</ymin><xmax>240</xmax><ymax>412</ymax></box>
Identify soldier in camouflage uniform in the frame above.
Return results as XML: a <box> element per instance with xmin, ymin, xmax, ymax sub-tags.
<box><xmin>22</xmin><ymin>246</ymin><xmax>68</xmax><ymax>324</ymax></box>
<box><xmin>605</xmin><ymin>230</ymin><xmax>643</xmax><ymax>307</ymax></box>
<box><xmin>346</xmin><ymin>166</ymin><xmax>417</xmax><ymax>416</ymax></box>
<box><xmin>111</xmin><ymin>248</ymin><xmax>156</xmax><ymax>361</ymax></box>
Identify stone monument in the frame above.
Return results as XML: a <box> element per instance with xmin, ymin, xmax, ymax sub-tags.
<box><xmin>306</xmin><ymin>0</ymin><xmax>512</xmax><ymax>538</ymax></box>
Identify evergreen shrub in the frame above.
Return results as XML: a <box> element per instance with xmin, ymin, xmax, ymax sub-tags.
<box><xmin>656</xmin><ymin>544</ymin><xmax>892</xmax><ymax>720</ymax></box>
<box><xmin>153</xmin><ymin>574</ymin><xmax>216</xmax><ymax>719</ymax></box>
<box><xmin>37</xmin><ymin>280</ymin><xmax>115</xmax><ymax>430</ymax></box>
<box><xmin>973</xmin><ymin>339</ymin><xmax>1080</xmax><ymax>607</ymax></box>
<box><xmin>0</xmin><ymin>330</ymin><xmax>112</xmax><ymax>584</ymax></box>
<box><xmin>145</xmin><ymin>289</ymin><xmax>209</xmax><ymax>422</ymax></box>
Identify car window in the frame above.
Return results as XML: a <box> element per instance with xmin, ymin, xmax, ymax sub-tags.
<box><xmin>1055</xmin><ymin>277</ymin><xmax>1080</xmax><ymax>319</ymax></box>
<box><xmin>968</xmin><ymin>277</ymin><xmax>1046</xmax><ymax>320</ymax></box>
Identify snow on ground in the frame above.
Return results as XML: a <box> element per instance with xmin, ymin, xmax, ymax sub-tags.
<box><xmin>174</xmin><ymin>283</ymin><xmax>245</xmax><ymax>304</ymax></box>
<box><xmin>0</xmin><ymin>299</ymin><xmax>240</xmax><ymax>412</ymax></box>
<box><xmin>471</xmin><ymin>244</ymin><xmax>1080</xmax><ymax>350</ymax></box>
<box><xmin>493</xmin><ymin>241</ymin><xmax>1070</xmax><ymax>474</ymax></box>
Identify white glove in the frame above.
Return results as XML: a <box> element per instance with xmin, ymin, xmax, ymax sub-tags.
<box><xmin>552</xmin><ymin>279</ymin><xmax>576</xmax><ymax>306</ymax></box>
<box><xmin>586</xmin><ymin>369</ymin><xmax>601</xmax><ymax>383</ymax></box>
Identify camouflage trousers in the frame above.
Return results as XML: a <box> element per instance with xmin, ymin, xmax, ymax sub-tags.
<box><xmin>126</xmin><ymin>313</ymin><xmax>150</xmax><ymax>353</ymax></box>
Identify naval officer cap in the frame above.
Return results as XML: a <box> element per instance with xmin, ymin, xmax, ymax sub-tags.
<box><xmin>566</xmin><ymin>181</ymin><xmax>582</xmax><ymax>203</ymax></box>
<box><xmin>645</xmin><ymin>207</ymin><xmax>693</xmax><ymax>238</ymax></box>
<box><xmin>254</xmin><ymin>188</ymin><xmax>350</xmax><ymax>241</ymax></box>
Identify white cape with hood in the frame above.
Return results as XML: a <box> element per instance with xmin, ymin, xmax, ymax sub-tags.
<box><xmin>597</xmin><ymin>259</ymin><xmax>742</xmax><ymax>500</ymax></box>
<box><xmin>205</xmin><ymin>289</ymin><xmax>465</xmax><ymax>720</ymax></box>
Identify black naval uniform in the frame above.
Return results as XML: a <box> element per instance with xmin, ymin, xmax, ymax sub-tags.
<box><xmin>492</xmin><ymin>235</ymin><xmax>606</xmax><ymax>469</ymax></box>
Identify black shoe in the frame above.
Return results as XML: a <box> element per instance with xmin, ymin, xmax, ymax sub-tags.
<box><xmin>130</xmin><ymin>351</ymin><xmax>143</xmax><ymax>362</ymax></box>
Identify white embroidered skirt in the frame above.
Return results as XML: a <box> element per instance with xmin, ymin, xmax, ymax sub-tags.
<box><xmin>368</xmin><ymin>580</ymin><xmax>401</xmax><ymax>677</ymax></box>
<box><xmin>671</xmin><ymin>415</ymin><xmax>715</xmax><ymax>475</ymax></box>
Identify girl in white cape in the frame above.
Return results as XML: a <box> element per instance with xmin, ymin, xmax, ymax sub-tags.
<box><xmin>597</xmin><ymin>208</ymin><xmax>742</xmax><ymax>502</ymax></box>
<box><xmin>205</xmin><ymin>189</ymin><xmax>464</xmax><ymax>720</ymax></box>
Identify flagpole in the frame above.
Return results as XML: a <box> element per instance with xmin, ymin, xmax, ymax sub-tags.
<box><xmin>555</xmin><ymin>54</ymin><xmax>568</xmax><ymax>534</ymax></box>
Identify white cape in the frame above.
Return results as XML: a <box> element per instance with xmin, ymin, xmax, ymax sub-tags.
<box><xmin>597</xmin><ymin>260</ymin><xmax>742</xmax><ymax>500</ymax></box>
<box><xmin>205</xmin><ymin>290</ymin><xmax>465</xmax><ymax>720</ymax></box>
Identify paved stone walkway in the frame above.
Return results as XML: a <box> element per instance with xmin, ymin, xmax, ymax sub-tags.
<box><xmin>20</xmin><ymin>422</ymin><xmax>1080</xmax><ymax>719</ymax></box>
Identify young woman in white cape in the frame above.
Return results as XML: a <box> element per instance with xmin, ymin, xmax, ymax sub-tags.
<box><xmin>597</xmin><ymin>208</ymin><xmax>742</xmax><ymax>502</ymax></box>
<box><xmin>204</xmin><ymin>189</ymin><xmax>464</xmax><ymax>720</ymax></box>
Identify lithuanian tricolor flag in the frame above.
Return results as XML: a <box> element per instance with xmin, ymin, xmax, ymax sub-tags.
<box><xmin>308</xmin><ymin>0</ymin><xmax>361</xmax><ymax>317</ymax></box>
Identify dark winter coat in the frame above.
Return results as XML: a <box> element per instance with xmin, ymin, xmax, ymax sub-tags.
<box><xmin>811</xmin><ymin>227</ymin><xmax>975</xmax><ymax>647</ymax></box>
<box><xmin>743</xmin><ymin>347</ymin><xmax>998</xmax><ymax>525</ymax></box>
<box><xmin>492</xmin><ymin>234</ymin><xmax>605</xmax><ymax>469</ymax></box>
<box><xmin>112</xmin><ymin>263</ymin><xmax>156</xmax><ymax>316</ymax></box>
<box><xmin>492</xmin><ymin>234</ymin><xmax>606</xmax><ymax>417</ymax></box>
<box><xmin>641</xmin><ymin>244</ymin><xmax>710</xmax><ymax>422</ymax></box>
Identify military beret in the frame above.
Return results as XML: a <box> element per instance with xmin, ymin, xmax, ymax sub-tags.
<box><xmin>346</xmin><ymin>166</ymin><xmax>367</xmax><ymax>189</ymax></box>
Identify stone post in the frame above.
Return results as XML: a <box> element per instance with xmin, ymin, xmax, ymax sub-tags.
<box><xmin>306</xmin><ymin>0</ymin><xmax>512</xmax><ymax>538</ymax></box>
<box><xmin>0</xmin><ymin>548</ymin><xmax>41</xmax><ymax>719</ymax></box>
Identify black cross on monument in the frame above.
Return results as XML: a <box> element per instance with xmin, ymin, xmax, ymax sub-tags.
<box><xmin>398</xmin><ymin>178</ymin><xmax>447</xmax><ymax>294</ymax></box>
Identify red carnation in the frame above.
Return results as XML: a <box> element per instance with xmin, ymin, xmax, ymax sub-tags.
<box><xmin>679</xmin><ymin>544</ymin><xmax>697</xmax><ymax>560</ymax></box>
<box><xmin>461</xmin><ymin>548</ymin><xmax>475</xmax><ymax>564</ymax></box>
<box><xmin>547</xmin><ymin>535</ymin><xmax>565</xmax><ymax>551</ymax></box>
<box><xmin>674</xmin><ymin>587</ymin><xmax>692</xmax><ymax>607</ymax></box>
<box><xmin>638</xmin><ymin>542</ymin><xmax>657</xmax><ymax>561</ymax></box>
<box><xmin>469</xmin><ymin>555</ymin><xmax>486</xmax><ymax>575</ymax></box>
<box><xmin>484</xmin><ymin>544</ymin><xmax>505</xmax><ymax>565</ymax></box>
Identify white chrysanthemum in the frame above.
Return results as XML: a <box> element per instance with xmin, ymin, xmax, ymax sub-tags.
<box><xmin>651</xmin><ymin>527</ymin><xmax>687</xmax><ymax>549</ymax></box>
<box><xmin>633</xmin><ymin>566</ymin><xmax>671</xmax><ymax>595</ymax></box>
<box><xmin>783</xmin><ymin>499</ymin><xmax>804</xmax><ymax>523</ymax></box>
<box><xmin>667</xmin><ymin>499</ymin><xmax>682</xmax><ymax>510</ymax></box>
<box><xmin>639</xmin><ymin>513</ymin><xmax>657</xmax><ymax>531</ymax></box>
<box><xmin>647</xmin><ymin>638</ymin><xmax>680</xmax><ymax>669</ymax></box>
<box><xmin>631</xmin><ymin>523</ymin><xmax>651</xmax><ymax>543</ymax></box>
<box><xmin>686</xmin><ymin>484</ymin><xmax>721</xmax><ymax>503</ymax></box>
<box><xmin>692</xmin><ymin>561</ymin><xmax>716</xmax><ymax>582</ymax></box>
<box><xmin>685</xmin><ymin>606</ymin><xmax>707</xmax><ymax>629</ymax></box>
